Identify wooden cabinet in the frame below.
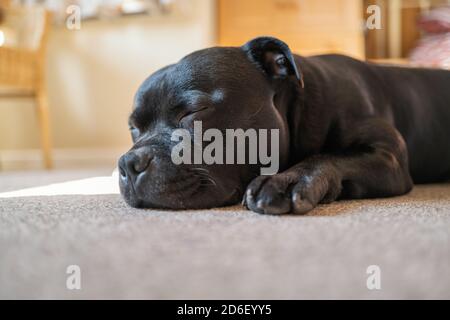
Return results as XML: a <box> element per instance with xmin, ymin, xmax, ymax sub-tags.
<box><xmin>218</xmin><ymin>0</ymin><xmax>365</xmax><ymax>58</ymax></box>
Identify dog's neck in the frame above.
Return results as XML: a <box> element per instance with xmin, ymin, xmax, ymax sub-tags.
<box><xmin>285</xmin><ymin>57</ymin><xmax>333</xmax><ymax>165</ymax></box>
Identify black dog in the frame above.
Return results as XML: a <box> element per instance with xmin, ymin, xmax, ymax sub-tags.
<box><xmin>119</xmin><ymin>37</ymin><xmax>450</xmax><ymax>214</ymax></box>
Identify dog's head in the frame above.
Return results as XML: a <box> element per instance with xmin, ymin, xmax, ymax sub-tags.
<box><xmin>119</xmin><ymin>37</ymin><xmax>303</xmax><ymax>209</ymax></box>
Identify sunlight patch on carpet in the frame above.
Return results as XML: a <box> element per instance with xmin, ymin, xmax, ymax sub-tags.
<box><xmin>0</xmin><ymin>174</ymin><xmax>120</xmax><ymax>198</ymax></box>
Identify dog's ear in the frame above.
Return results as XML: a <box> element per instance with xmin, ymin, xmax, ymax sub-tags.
<box><xmin>242</xmin><ymin>37</ymin><xmax>303</xmax><ymax>86</ymax></box>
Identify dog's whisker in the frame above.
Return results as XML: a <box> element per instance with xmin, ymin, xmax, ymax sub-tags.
<box><xmin>199</xmin><ymin>177</ymin><xmax>217</xmax><ymax>187</ymax></box>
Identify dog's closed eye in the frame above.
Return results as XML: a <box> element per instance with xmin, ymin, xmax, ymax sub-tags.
<box><xmin>129</xmin><ymin>125</ymin><xmax>140</xmax><ymax>143</ymax></box>
<box><xmin>178</xmin><ymin>106</ymin><xmax>209</xmax><ymax>124</ymax></box>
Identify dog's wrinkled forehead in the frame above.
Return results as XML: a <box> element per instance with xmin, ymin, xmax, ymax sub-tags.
<box><xmin>133</xmin><ymin>47</ymin><xmax>261</xmax><ymax>109</ymax></box>
<box><xmin>129</xmin><ymin>47</ymin><xmax>265</xmax><ymax>128</ymax></box>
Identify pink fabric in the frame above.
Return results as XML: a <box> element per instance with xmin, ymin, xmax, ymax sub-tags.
<box><xmin>410</xmin><ymin>6</ymin><xmax>450</xmax><ymax>69</ymax></box>
<box><xmin>410</xmin><ymin>34</ymin><xmax>450</xmax><ymax>68</ymax></box>
<box><xmin>418</xmin><ymin>6</ymin><xmax>450</xmax><ymax>33</ymax></box>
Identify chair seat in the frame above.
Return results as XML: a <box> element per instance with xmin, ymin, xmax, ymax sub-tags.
<box><xmin>0</xmin><ymin>46</ymin><xmax>38</xmax><ymax>90</ymax></box>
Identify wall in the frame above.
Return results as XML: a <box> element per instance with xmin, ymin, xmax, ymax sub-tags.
<box><xmin>0</xmin><ymin>0</ymin><xmax>216</xmax><ymax>168</ymax></box>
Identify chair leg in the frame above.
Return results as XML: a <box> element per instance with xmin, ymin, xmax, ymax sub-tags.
<box><xmin>36</xmin><ymin>90</ymin><xmax>53</xmax><ymax>169</ymax></box>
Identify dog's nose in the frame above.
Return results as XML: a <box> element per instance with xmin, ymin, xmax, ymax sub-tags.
<box><xmin>119</xmin><ymin>149</ymin><xmax>153</xmax><ymax>180</ymax></box>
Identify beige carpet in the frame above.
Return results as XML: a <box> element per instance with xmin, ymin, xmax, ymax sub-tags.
<box><xmin>0</xmin><ymin>169</ymin><xmax>449</xmax><ymax>299</ymax></box>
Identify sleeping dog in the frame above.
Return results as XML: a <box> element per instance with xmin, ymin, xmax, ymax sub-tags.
<box><xmin>118</xmin><ymin>37</ymin><xmax>450</xmax><ymax>214</ymax></box>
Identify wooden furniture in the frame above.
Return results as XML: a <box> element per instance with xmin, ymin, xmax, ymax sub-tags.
<box><xmin>218</xmin><ymin>0</ymin><xmax>366</xmax><ymax>59</ymax></box>
<box><xmin>0</xmin><ymin>7</ymin><xmax>52</xmax><ymax>169</ymax></box>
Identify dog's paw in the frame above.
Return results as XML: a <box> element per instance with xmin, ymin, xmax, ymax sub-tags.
<box><xmin>243</xmin><ymin>172</ymin><xmax>341</xmax><ymax>215</ymax></box>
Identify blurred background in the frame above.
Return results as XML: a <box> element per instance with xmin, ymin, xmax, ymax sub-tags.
<box><xmin>0</xmin><ymin>0</ymin><xmax>449</xmax><ymax>171</ymax></box>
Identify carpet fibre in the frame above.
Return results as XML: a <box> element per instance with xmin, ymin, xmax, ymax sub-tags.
<box><xmin>0</xmin><ymin>169</ymin><xmax>449</xmax><ymax>299</ymax></box>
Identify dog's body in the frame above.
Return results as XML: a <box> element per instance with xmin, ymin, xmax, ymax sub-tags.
<box><xmin>301</xmin><ymin>54</ymin><xmax>450</xmax><ymax>183</ymax></box>
<box><xmin>119</xmin><ymin>37</ymin><xmax>450</xmax><ymax>214</ymax></box>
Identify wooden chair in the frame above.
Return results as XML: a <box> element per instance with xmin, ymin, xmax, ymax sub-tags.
<box><xmin>0</xmin><ymin>5</ymin><xmax>53</xmax><ymax>169</ymax></box>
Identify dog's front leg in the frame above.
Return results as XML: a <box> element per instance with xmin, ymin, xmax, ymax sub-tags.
<box><xmin>243</xmin><ymin>119</ymin><xmax>414</xmax><ymax>215</ymax></box>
